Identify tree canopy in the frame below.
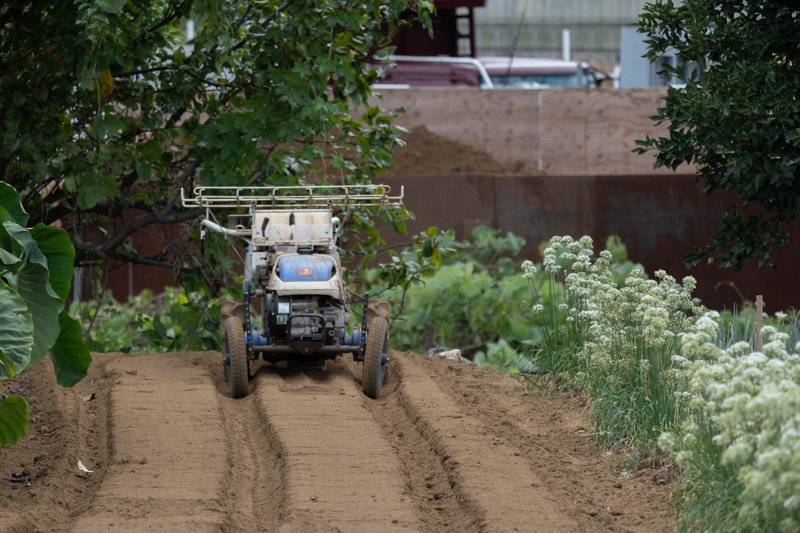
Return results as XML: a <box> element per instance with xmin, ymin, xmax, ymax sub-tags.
<box><xmin>0</xmin><ymin>0</ymin><xmax>429</xmax><ymax>287</ymax></box>
<box><xmin>636</xmin><ymin>1</ymin><xmax>800</xmax><ymax>270</ymax></box>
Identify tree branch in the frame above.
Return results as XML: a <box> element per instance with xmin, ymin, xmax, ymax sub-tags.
<box><xmin>104</xmin><ymin>250</ymin><xmax>208</xmax><ymax>279</ymax></box>
<box><xmin>162</xmin><ymin>156</ymin><xmax>203</xmax><ymax>216</ymax></box>
<box><xmin>76</xmin><ymin>207</ymin><xmax>203</xmax><ymax>264</ymax></box>
<box><xmin>146</xmin><ymin>0</ymin><xmax>193</xmax><ymax>36</ymax></box>
<box><xmin>113</xmin><ymin>66</ymin><xmax>173</xmax><ymax>78</ymax></box>
<box><xmin>229</xmin><ymin>0</ymin><xmax>294</xmax><ymax>53</ymax></box>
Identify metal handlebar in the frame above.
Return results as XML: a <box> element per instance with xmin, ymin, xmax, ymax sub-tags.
<box><xmin>199</xmin><ymin>216</ymin><xmax>251</xmax><ymax>237</ymax></box>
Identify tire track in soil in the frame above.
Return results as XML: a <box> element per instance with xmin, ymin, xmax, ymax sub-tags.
<box><xmin>410</xmin><ymin>354</ymin><xmax>674</xmax><ymax>532</ymax></box>
<box><xmin>216</xmin><ymin>391</ymin><xmax>287</xmax><ymax>532</ymax></box>
<box><xmin>72</xmin><ymin>354</ymin><xmax>229</xmax><ymax>532</ymax></box>
<box><xmin>252</xmin><ymin>361</ymin><xmax>423</xmax><ymax>533</ymax></box>
<box><xmin>384</xmin><ymin>352</ymin><xmax>581</xmax><ymax>533</ymax></box>
<box><xmin>346</xmin><ymin>360</ymin><xmax>487</xmax><ymax>533</ymax></box>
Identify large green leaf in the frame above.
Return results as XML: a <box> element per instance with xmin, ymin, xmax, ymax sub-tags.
<box><xmin>0</xmin><ymin>183</ymin><xmax>28</xmax><ymax>226</ymax></box>
<box><xmin>0</xmin><ymin>395</ymin><xmax>30</xmax><ymax>447</ymax></box>
<box><xmin>0</xmin><ymin>242</ymin><xmax>21</xmax><ymax>271</ymax></box>
<box><xmin>0</xmin><ymin>282</ymin><xmax>34</xmax><ymax>380</ymax></box>
<box><xmin>50</xmin><ymin>311</ymin><xmax>92</xmax><ymax>387</ymax></box>
<box><xmin>29</xmin><ymin>225</ymin><xmax>75</xmax><ymax>302</ymax></box>
<box><xmin>2</xmin><ymin>221</ymin><xmax>56</xmax><ymax>297</ymax></box>
<box><xmin>13</xmin><ymin>263</ymin><xmax>62</xmax><ymax>366</ymax></box>
<box><xmin>92</xmin><ymin>113</ymin><xmax>124</xmax><ymax>140</ymax></box>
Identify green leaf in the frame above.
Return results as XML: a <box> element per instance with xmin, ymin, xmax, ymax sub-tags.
<box><xmin>96</xmin><ymin>0</ymin><xmax>128</xmax><ymax>13</ymax></box>
<box><xmin>138</xmin><ymin>139</ymin><xmax>163</xmax><ymax>162</ymax></box>
<box><xmin>422</xmin><ymin>239</ymin><xmax>433</xmax><ymax>257</ymax></box>
<box><xmin>77</xmin><ymin>170</ymin><xmax>120</xmax><ymax>210</ymax></box>
<box><xmin>153</xmin><ymin>315</ymin><xmax>167</xmax><ymax>339</ymax></box>
<box><xmin>29</xmin><ymin>225</ymin><xmax>75</xmax><ymax>302</ymax></box>
<box><xmin>92</xmin><ymin>113</ymin><xmax>124</xmax><ymax>140</ymax></box>
<box><xmin>0</xmin><ymin>282</ymin><xmax>34</xmax><ymax>379</ymax></box>
<box><xmin>3</xmin><ymin>221</ymin><xmax>58</xmax><ymax>299</ymax></box>
<box><xmin>0</xmin><ymin>245</ymin><xmax>21</xmax><ymax>270</ymax></box>
<box><xmin>0</xmin><ymin>183</ymin><xmax>28</xmax><ymax>226</ymax></box>
<box><xmin>0</xmin><ymin>395</ymin><xmax>29</xmax><ymax>447</ymax></box>
<box><xmin>14</xmin><ymin>263</ymin><xmax>63</xmax><ymax>366</ymax></box>
<box><xmin>0</xmin><ymin>349</ymin><xmax>15</xmax><ymax>379</ymax></box>
<box><xmin>392</xmin><ymin>219</ymin><xmax>407</xmax><ymax>235</ymax></box>
<box><xmin>50</xmin><ymin>311</ymin><xmax>92</xmax><ymax>388</ymax></box>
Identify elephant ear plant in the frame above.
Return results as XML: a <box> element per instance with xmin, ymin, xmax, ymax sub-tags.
<box><xmin>0</xmin><ymin>181</ymin><xmax>91</xmax><ymax>446</ymax></box>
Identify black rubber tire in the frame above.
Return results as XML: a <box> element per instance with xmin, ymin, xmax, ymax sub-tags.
<box><xmin>223</xmin><ymin>316</ymin><xmax>249</xmax><ymax>398</ymax></box>
<box><xmin>362</xmin><ymin>317</ymin><xmax>388</xmax><ymax>399</ymax></box>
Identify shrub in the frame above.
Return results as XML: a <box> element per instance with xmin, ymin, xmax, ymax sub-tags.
<box><xmin>365</xmin><ymin>226</ymin><xmax>550</xmax><ymax>366</ymax></box>
<box><xmin>73</xmin><ymin>284</ymin><xmax>243</xmax><ymax>353</ymax></box>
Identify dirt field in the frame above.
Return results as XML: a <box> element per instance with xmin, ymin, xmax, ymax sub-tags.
<box><xmin>1</xmin><ymin>350</ymin><xmax>673</xmax><ymax>532</ymax></box>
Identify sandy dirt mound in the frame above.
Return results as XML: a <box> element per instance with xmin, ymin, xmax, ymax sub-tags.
<box><xmin>383</xmin><ymin>125</ymin><xmax>542</xmax><ymax>176</ymax></box>
<box><xmin>0</xmin><ymin>351</ymin><xmax>672</xmax><ymax>532</ymax></box>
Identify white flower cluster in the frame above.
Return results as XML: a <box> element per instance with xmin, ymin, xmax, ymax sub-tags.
<box><xmin>666</xmin><ymin>312</ymin><xmax>800</xmax><ymax>528</ymax></box>
<box><xmin>541</xmin><ymin>235</ymin><xmax>596</xmax><ymax>277</ymax></box>
<box><xmin>678</xmin><ymin>310</ymin><xmax>725</xmax><ymax>361</ymax></box>
<box><xmin>538</xmin><ymin>235</ymin><xmax>703</xmax><ymax>371</ymax></box>
<box><xmin>521</xmin><ymin>259</ymin><xmax>537</xmax><ymax>280</ymax></box>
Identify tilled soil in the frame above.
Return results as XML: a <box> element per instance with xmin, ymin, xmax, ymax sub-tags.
<box><xmin>0</xmin><ymin>351</ymin><xmax>673</xmax><ymax>532</ymax></box>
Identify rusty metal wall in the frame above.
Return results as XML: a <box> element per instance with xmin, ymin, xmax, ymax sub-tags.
<box><xmin>379</xmin><ymin>174</ymin><xmax>800</xmax><ymax>312</ymax></box>
<box><xmin>94</xmin><ymin>173</ymin><xmax>799</xmax><ymax>313</ymax></box>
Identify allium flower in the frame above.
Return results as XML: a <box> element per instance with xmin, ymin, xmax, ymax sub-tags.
<box><xmin>521</xmin><ymin>260</ymin><xmax>537</xmax><ymax>280</ymax></box>
<box><xmin>672</xmin><ymin>319</ymin><xmax>800</xmax><ymax>526</ymax></box>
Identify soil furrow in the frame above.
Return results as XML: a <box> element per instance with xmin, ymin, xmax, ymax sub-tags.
<box><xmin>216</xmin><ymin>388</ymin><xmax>287</xmax><ymax>532</ymax></box>
<box><xmin>0</xmin><ymin>357</ymin><xmax>111</xmax><ymax>533</ymax></box>
<box><xmin>392</xmin><ymin>352</ymin><xmax>581</xmax><ymax>532</ymax></box>
<box><xmin>71</xmin><ymin>354</ymin><xmax>229</xmax><ymax>532</ymax></box>
<box><xmin>1</xmin><ymin>349</ymin><xmax>674</xmax><ymax>532</ymax></box>
<box><xmin>252</xmin><ymin>361</ymin><xmax>422</xmax><ymax>533</ymax></box>
<box><xmin>410</xmin><ymin>354</ymin><xmax>674</xmax><ymax>532</ymax></box>
<box><xmin>347</xmin><ymin>356</ymin><xmax>487</xmax><ymax>533</ymax></box>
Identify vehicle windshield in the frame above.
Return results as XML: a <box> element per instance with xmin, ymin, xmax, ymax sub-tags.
<box><xmin>488</xmin><ymin>72</ymin><xmax>597</xmax><ymax>89</ymax></box>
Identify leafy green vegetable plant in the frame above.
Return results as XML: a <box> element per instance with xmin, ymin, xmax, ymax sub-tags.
<box><xmin>0</xmin><ymin>182</ymin><xmax>91</xmax><ymax>446</ymax></box>
<box><xmin>365</xmin><ymin>226</ymin><xmax>537</xmax><ymax>360</ymax></box>
<box><xmin>72</xmin><ymin>284</ymin><xmax>244</xmax><ymax>354</ymax></box>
